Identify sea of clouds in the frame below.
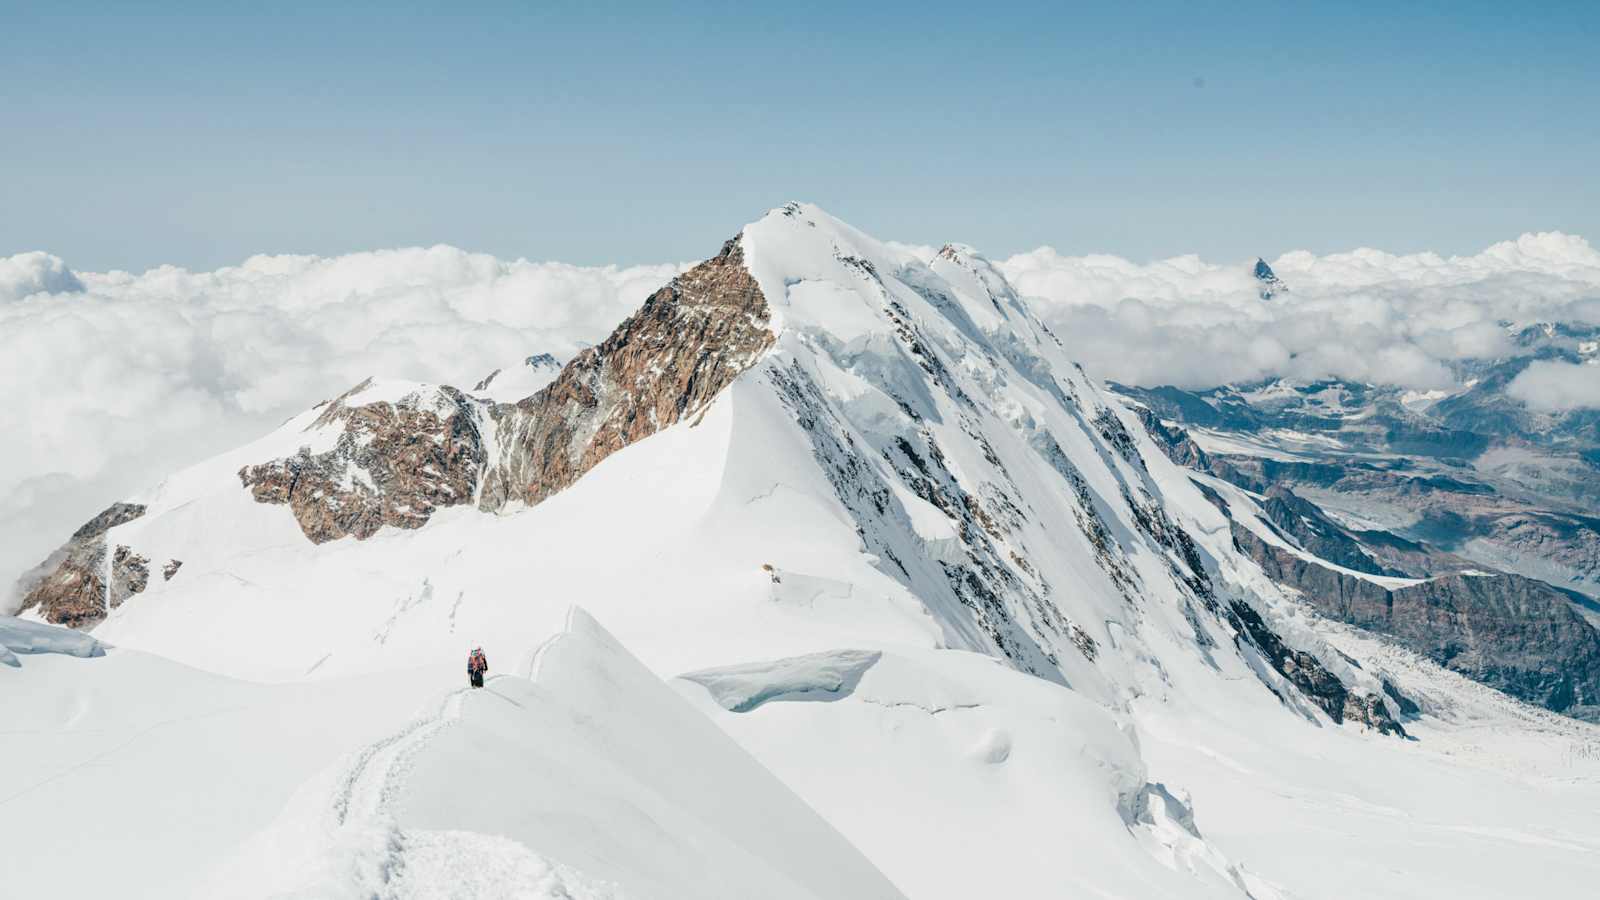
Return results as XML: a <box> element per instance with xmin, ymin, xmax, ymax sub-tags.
<box><xmin>5</xmin><ymin>230</ymin><xmax>1600</xmax><ymax>597</ymax></box>
<box><xmin>998</xmin><ymin>232</ymin><xmax>1600</xmax><ymax>393</ymax></box>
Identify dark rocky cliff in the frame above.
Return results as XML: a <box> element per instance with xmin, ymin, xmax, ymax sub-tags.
<box><xmin>1234</xmin><ymin>523</ymin><xmax>1600</xmax><ymax>720</ymax></box>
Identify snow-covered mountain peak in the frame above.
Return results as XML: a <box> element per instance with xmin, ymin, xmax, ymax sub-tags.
<box><xmin>741</xmin><ymin>203</ymin><xmax>1053</xmax><ymax>365</ymax></box>
<box><xmin>16</xmin><ymin>204</ymin><xmax>1403</xmax><ymax>737</ymax></box>
<box><xmin>470</xmin><ymin>351</ymin><xmax>565</xmax><ymax>402</ymax></box>
<box><xmin>11</xmin><ymin>205</ymin><xmax>1600</xmax><ymax>899</ymax></box>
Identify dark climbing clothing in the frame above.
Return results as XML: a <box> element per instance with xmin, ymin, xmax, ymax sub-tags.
<box><xmin>467</xmin><ymin>649</ymin><xmax>488</xmax><ymax>688</ymax></box>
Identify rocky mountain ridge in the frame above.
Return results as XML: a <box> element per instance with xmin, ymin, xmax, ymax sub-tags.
<box><xmin>16</xmin><ymin>502</ymin><xmax>156</xmax><ymax>629</ymax></box>
<box><xmin>15</xmin><ymin>203</ymin><xmax>1408</xmax><ymax>740</ymax></box>
<box><xmin>228</xmin><ymin>235</ymin><xmax>774</xmax><ymax>547</ymax></box>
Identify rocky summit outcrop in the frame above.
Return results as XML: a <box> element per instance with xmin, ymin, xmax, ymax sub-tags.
<box><xmin>239</xmin><ymin>382</ymin><xmax>488</xmax><ymax>543</ymax></box>
<box><xmin>17</xmin><ymin>502</ymin><xmax>148</xmax><ymax>628</ymax></box>
<box><xmin>476</xmin><ymin>236</ymin><xmax>773</xmax><ymax>510</ymax></box>
<box><xmin>237</xmin><ymin>233</ymin><xmax>774</xmax><ymax>538</ymax></box>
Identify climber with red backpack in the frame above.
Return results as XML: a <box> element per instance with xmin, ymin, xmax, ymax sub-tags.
<box><xmin>467</xmin><ymin>647</ymin><xmax>488</xmax><ymax>688</ymax></box>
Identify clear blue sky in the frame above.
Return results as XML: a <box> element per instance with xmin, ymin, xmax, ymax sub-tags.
<box><xmin>4</xmin><ymin>0</ymin><xmax>1598</xmax><ymax>271</ymax></box>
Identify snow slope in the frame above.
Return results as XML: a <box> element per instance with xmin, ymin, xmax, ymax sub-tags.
<box><xmin>469</xmin><ymin>352</ymin><xmax>564</xmax><ymax>403</ymax></box>
<box><xmin>2</xmin><ymin>611</ymin><xmax>906</xmax><ymax>900</ymax></box>
<box><xmin>677</xmin><ymin>646</ymin><xmax>1289</xmax><ymax>900</ymax></box>
<box><xmin>1</xmin><ymin>636</ymin><xmax>444</xmax><ymax>896</ymax></box>
<box><xmin>9</xmin><ymin>203</ymin><xmax>1600</xmax><ymax>898</ymax></box>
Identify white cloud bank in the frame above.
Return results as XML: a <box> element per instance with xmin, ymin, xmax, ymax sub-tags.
<box><xmin>0</xmin><ymin>250</ymin><xmax>84</xmax><ymax>299</ymax></box>
<box><xmin>6</xmin><ymin>229</ymin><xmax>1600</xmax><ymax>595</ymax></box>
<box><xmin>998</xmin><ymin>232</ymin><xmax>1600</xmax><ymax>393</ymax></box>
<box><xmin>1</xmin><ymin>246</ymin><xmax>684</xmax><ymax>598</ymax></box>
<box><xmin>1506</xmin><ymin>360</ymin><xmax>1600</xmax><ymax>412</ymax></box>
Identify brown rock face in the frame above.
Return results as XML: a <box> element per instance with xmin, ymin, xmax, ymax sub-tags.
<box><xmin>239</xmin><ymin>233</ymin><xmax>774</xmax><ymax>540</ymax></box>
<box><xmin>17</xmin><ymin>502</ymin><xmax>147</xmax><ymax>628</ymax></box>
<box><xmin>238</xmin><ymin>383</ymin><xmax>488</xmax><ymax>543</ymax></box>
<box><xmin>19</xmin><ymin>562</ymin><xmax>106</xmax><ymax>629</ymax></box>
<box><xmin>478</xmin><ymin>235</ymin><xmax>773</xmax><ymax>510</ymax></box>
<box><xmin>109</xmin><ymin>545</ymin><xmax>150</xmax><ymax>609</ymax></box>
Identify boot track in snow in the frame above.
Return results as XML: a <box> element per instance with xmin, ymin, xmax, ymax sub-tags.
<box><xmin>322</xmin><ymin>612</ymin><xmax>598</xmax><ymax>899</ymax></box>
<box><xmin>329</xmin><ymin>681</ymin><xmax>477</xmax><ymax>893</ymax></box>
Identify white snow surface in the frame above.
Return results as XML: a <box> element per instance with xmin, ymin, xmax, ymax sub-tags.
<box><xmin>6</xmin><ymin>204</ymin><xmax>1600</xmax><ymax>898</ymax></box>
<box><xmin>2</xmin><ymin>611</ymin><xmax>904</xmax><ymax>899</ymax></box>
<box><xmin>676</xmin><ymin>646</ymin><xmax>1291</xmax><ymax>899</ymax></box>
<box><xmin>469</xmin><ymin>353</ymin><xmax>565</xmax><ymax>403</ymax></box>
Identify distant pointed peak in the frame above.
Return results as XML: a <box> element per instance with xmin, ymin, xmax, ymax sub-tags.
<box><xmin>1253</xmin><ymin>257</ymin><xmax>1287</xmax><ymax>300</ymax></box>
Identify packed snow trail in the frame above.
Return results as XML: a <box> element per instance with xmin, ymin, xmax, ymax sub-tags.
<box><xmin>333</xmin><ymin>601</ymin><xmax>578</xmax><ymax>853</ymax></box>
<box><xmin>199</xmin><ymin>609</ymin><xmax>905</xmax><ymax>900</ymax></box>
<box><xmin>0</xmin><ymin>645</ymin><xmax>474</xmax><ymax>898</ymax></box>
<box><xmin>318</xmin><ymin>673</ymin><xmax>622</xmax><ymax>900</ymax></box>
<box><xmin>326</xmin><ymin>680</ymin><xmax>475</xmax><ymax>898</ymax></box>
<box><xmin>330</xmin><ymin>682</ymin><xmax>472</xmax><ymax>829</ymax></box>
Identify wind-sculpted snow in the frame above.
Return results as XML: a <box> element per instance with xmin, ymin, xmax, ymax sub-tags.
<box><xmin>0</xmin><ymin>616</ymin><xmax>104</xmax><ymax>667</ymax></box>
<box><xmin>681</xmin><ymin>649</ymin><xmax>882</xmax><ymax>712</ymax></box>
<box><xmin>677</xmin><ymin>646</ymin><xmax>1295</xmax><ymax>899</ymax></box>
